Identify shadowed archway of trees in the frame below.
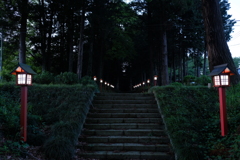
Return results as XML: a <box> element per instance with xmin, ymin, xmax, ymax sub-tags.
<box><xmin>0</xmin><ymin>0</ymin><xmax>238</xmax><ymax>91</ymax></box>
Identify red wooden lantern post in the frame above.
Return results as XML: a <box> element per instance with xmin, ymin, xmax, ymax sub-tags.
<box><xmin>209</xmin><ymin>64</ymin><xmax>234</xmax><ymax>136</ymax></box>
<box><xmin>11</xmin><ymin>63</ymin><xmax>36</xmax><ymax>141</ymax></box>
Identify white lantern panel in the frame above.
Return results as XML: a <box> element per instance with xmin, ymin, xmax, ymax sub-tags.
<box><xmin>27</xmin><ymin>74</ymin><xmax>32</xmax><ymax>85</ymax></box>
<box><xmin>214</xmin><ymin>76</ymin><xmax>220</xmax><ymax>86</ymax></box>
<box><xmin>220</xmin><ymin>75</ymin><xmax>229</xmax><ymax>86</ymax></box>
<box><xmin>18</xmin><ymin>74</ymin><xmax>26</xmax><ymax>84</ymax></box>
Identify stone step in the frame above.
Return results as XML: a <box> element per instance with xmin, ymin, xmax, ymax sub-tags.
<box><xmin>94</xmin><ymin>96</ymin><xmax>155</xmax><ymax>101</ymax></box>
<box><xmin>82</xmin><ymin>129</ymin><xmax>166</xmax><ymax>137</ymax></box>
<box><xmin>79</xmin><ymin>143</ymin><xmax>170</xmax><ymax>152</ymax></box>
<box><xmin>93</xmin><ymin>100</ymin><xmax>157</xmax><ymax>104</ymax></box>
<box><xmin>78</xmin><ymin>151</ymin><xmax>173</xmax><ymax>160</ymax></box>
<box><xmin>96</xmin><ymin>93</ymin><xmax>154</xmax><ymax>97</ymax></box>
<box><xmin>87</xmin><ymin>113</ymin><xmax>161</xmax><ymax>118</ymax></box>
<box><xmin>79</xmin><ymin>136</ymin><xmax>170</xmax><ymax>144</ymax></box>
<box><xmin>93</xmin><ymin>104</ymin><xmax>158</xmax><ymax>109</ymax></box>
<box><xmin>90</xmin><ymin>108</ymin><xmax>159</xmax><ymax>113</ymax></box>
<box><xmin>84</xmin><ymin>123</ymin><xmax>164</xmax><ymax>130</ymax></box>
<box><xmin>85</xmin><ymin>118</ymin><xmax>163</xmax><ymax>123</ymax></box>
<box><xmin>78</xmin><ymin>93</ymin><xmax>174</xmax><ymax>160</ymax></box>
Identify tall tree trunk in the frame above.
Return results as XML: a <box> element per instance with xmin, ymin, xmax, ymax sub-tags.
<box><xmin>87</xmin><ymin>42</ymin><xmax>93</xmax><ymax>76</ymax></box>
<box><xmin>68</xmin><ymin>14</ymin><xmax>74</xmax><ymax>72</ymax></box>
<box><xmin>160</xmin><ymin>30</ymin><xmax>169</xmax><ymax>85</ymax></box>
<box><xmin>186</xmin><ymin>60</ymin><xmax>188</xmax><ymax>76</ymax></box>
<box><xmin>0</xmin><ymin>30</ymin><xmax>2</xmax><ymax>80</ymax></box>
<box><xmin>172</xmin><ymin>51</ymin><xmax>176</xmax><ymax>82</ymax></box>
<box><xmin>39</xmin><ymin>0</ymin><xmax>47</xmax><ymax>71</ymax></box>
<box><xmin>203</xmin><ymin>50</ymin><xmax>207</xmax><ymax>75</ymax></box>
<box><xmin>182</xmin><ymin>50</ymin><xmax>186</xmax><ymax>77</ymax></box>
<box><xmin>147</xmin><ymin>2</ymin><xmax>154</xmax><ymax>82</ymax></box>
<box><xmin>46</xmin><ymin>8</ymin><xmax>53</xmax><ymax>72</ymax></box>
<box><xmin>77</xmin><ymin>3</ymin><xmax>85</xmax><ymax>80</ymax></box>
<box><xmin>19</xmin><ymin>0</ymin><xmax>28</xmax><ymax>64</ymax></box>
<box><xmin>202</xmin><ymin>0</ymin><xmax>239</xmax><ymax>84</ymax></box>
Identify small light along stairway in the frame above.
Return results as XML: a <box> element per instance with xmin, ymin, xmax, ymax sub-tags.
<box><xmin>78</xmin><ymin>93</ymin><xmax>175</xmax><ymax>160</ymax></box>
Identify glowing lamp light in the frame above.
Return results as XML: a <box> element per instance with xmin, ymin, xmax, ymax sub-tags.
<box><xmin>154</xmin><ymin>75</ymin><xmax>158</xmax><ymax>80</ymax></box>
<box><xmin>93</xmin><ymin>76</ymin><xmax>97</xmax><ymax>81</ymax></box>
<box><xmin>147</xmin><ymin>79</ymin><xmax>150</xmax><ymax>84</ymax></box>
<box><xmin>11</xmin><ymin>63</ymin><xmax>36</xmax><ymax>86</ymax></box>
<box><xmin>100</xmin><ymin>79</ymin><xmax>103</xmax><ymax>83</ymax></box>
<box><xmin>213</xmin><ymin>75</ymin><xmax>229</xmax><ymax>87</ymax></box>
<box><xmin>143</xmin><ymin>82</ymin><xmax>145</xmax><ymax>85</ymax></box>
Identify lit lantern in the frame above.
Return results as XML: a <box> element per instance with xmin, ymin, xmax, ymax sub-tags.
<box><xmin>209</xmin><ymin>63</ymin><xmax>234</xmax><ymax>136</ymax></box>
<box><xmin>93</xmin><ymin>76</ymin><xmax>97</xmax><ymax>81</ymax></box>
<box><xmin>11</xmin><ymin>63</ymin><xmax>36</xmax><ymax>85</ymax></box>
<box><xmin>147</xmin><ymin>79</ymin><xmax>150</xmax><ymax>84</ymax></box>
<box><xmin>11</xmin><ymin>63</ymin><xmax>36</xmax><ymax>142</ymax></box>
<box><xmin>154</xmin><ymin>75</ymin><xmax>158</xmax><ymax>86</ymax></box>
<box><xmin>209</xmin><ymin>64</ymin><xmax>234</xmax><ymax>87</ymax></box>
<box><xmin>99</xmin><ymin>79</ymin><xmax>103</xmax><ymax>92</ymax></box>
<box><xmin>143</xmin><ymin>81</ymin><xmax>145</xmax><ymax>85</ymax></box>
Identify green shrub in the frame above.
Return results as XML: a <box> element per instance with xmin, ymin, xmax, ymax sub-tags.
<box><xmin>151</xmin><ymin>86</ymin><xmax>219</xmax><ymax>159</ymax></box>
<box><xmin>0</xmin><ymin>69</ymin><xmax>15</xmax><ymax>82</ymax></box>
<box><xmin>44</xmin><ymin>135</ymin><xmax>74</xmax><ymax>160</ymax></box>
<box><xmin>0</xmin><ymin>89</ymin><xmax>20</xmax><ymax>138</ymax></box>
<box><xmin>0</xmin><ymin>140</ymin><xmax>29</xmax><ymax>157</ymax></box>
<box><xmin>196</xmin><ymin>75</ymin><xmax>211</xmax><ymax>85</ymax></box>
<box><xmin>54</xmin><ymin>72</ymin><xmax>79</xmax><ymax>85</ymax></box>
<box><xmin>170</xmin><ymin>82</ymin><xmax>183</xmax><ymax>87</ymax></box>
<box><xmin>34</xmin><ymin>71</ymin><xmax>55</xmax><ymax>84</ymax></box>
<box><xmin>183</xmin><ymin>75</ymin><xmax>196</xmax><ymax>85</ymax></box>
<box><xmin>151</xmin><ymin>84</ymin><xmax>240</xmax><ymax>159</ymax></box>
<box><xmin>0</xmin><ymin>83</ymin><xmax>97</xmax><ymax>159</ymax></box>
<box><xmin>51</xmin><ymin>121</ymin><xmax>80</xmax><ymax>144</ymax></box>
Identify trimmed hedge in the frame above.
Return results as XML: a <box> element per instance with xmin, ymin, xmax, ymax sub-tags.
<box><xmin>0</xmin><ymin>81</ymin><xmax>98</xmax><ymax>159</ymax></box>
<box><xmin>151</xmin><ymin>85</ymin><xmax>240</xmax><ymax>159</ymax></box>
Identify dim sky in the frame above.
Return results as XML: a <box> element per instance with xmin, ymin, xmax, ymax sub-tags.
<box><xmin>227</xmin><ymin>0</ymin><xmax>240</xmax><ymax>58</ymax></box>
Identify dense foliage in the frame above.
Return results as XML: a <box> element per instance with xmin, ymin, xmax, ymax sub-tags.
<box><xmin>152</xmin><ymin>85</ymin><xmax>240</xmax><ymax>159</ymax></box>
<box><xmin>0</xmin><ymin>78</ymin><xmax>98</xmax><ymax>159</ymax></box>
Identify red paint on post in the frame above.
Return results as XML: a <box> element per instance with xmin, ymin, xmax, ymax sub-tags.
<box><xmin>219</xmin><ymin>87</ymin><xmax>228</xmax><ymax>136</ymax></box>
<box><xmin>21</xmin><ymin>86</ymin><xmax>28</xmax><ymax>142</ymax></box>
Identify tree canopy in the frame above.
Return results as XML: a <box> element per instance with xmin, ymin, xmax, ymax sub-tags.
<box><xmin>0</xmin><ymin>0</ymin><xmax>238</xmax><ymax>90</ymax></box>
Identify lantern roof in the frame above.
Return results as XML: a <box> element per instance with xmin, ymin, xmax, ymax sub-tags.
<box><xmin>209</xmin><ymin>63</ymin><xmax>234</xmax><ymax>76</ymax></box>
<box><xmin>11</xmin><ymin>63</ymin><xmax>37</xmax><ymax>75</ymax></box>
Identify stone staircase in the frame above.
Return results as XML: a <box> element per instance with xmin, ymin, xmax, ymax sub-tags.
<box><xmin>78</xmin><ymin>93</ymin><xmax>174</xmax><ymax>160</ymax></box>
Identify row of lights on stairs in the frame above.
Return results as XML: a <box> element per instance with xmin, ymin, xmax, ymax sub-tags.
<box><xmin>93</xmin><ymin>76</ymin><xmax>115</xmax><ymax>90</ymax></box>
<box><xmin>133</xmin><ymin>75</ymin><xmax>158</xmax><ymax>89</ymax></box>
